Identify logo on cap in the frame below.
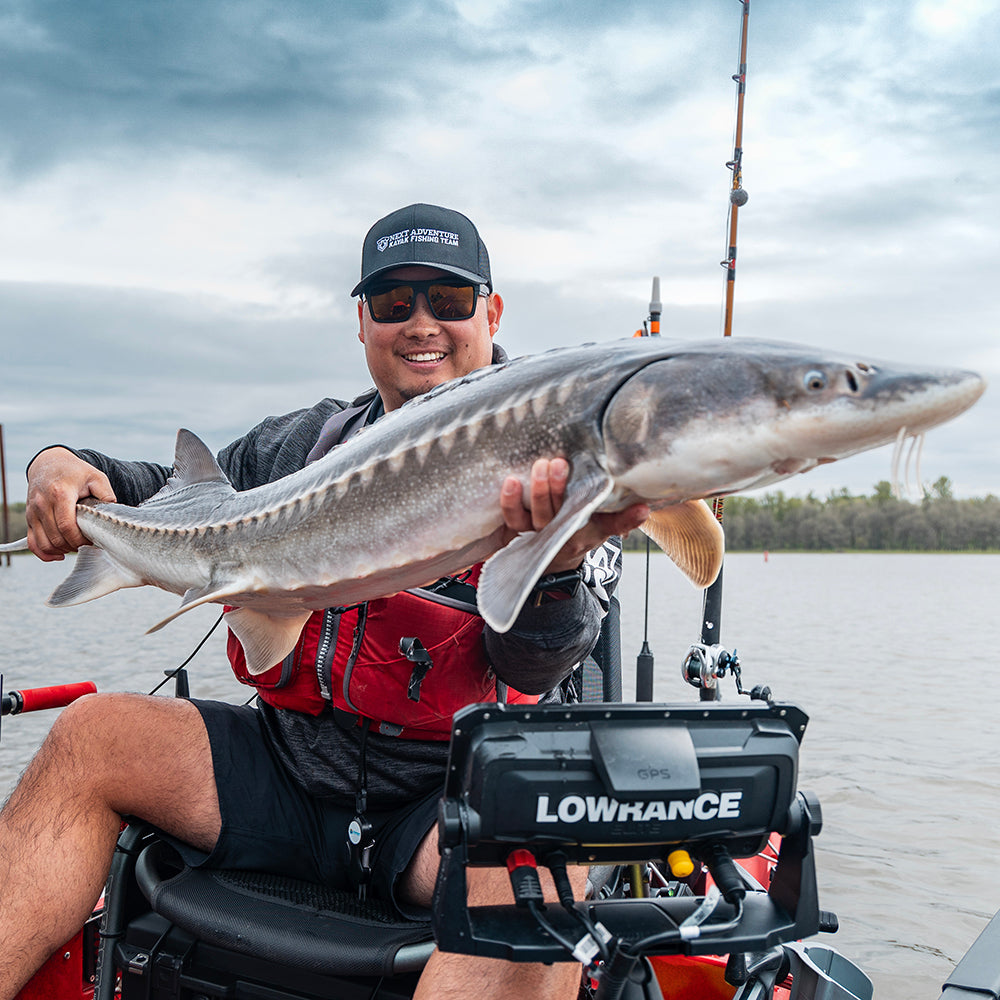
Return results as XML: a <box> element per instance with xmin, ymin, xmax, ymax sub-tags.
<box><xmin>375</xmin><ymin>228</ymin><xmax>461</xmax><ymax>253</ymax></box>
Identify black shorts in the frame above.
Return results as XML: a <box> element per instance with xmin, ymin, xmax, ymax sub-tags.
<box><xmin>169</xmin><ymin>699</ymin><xmax>440</xmax><ymax>919</ymax></box>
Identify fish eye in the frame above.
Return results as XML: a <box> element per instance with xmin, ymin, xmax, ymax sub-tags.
<box><xmin>804</xmin><ymin>370</ymin><xmax>828</xmax><ymax>391</ymax></box>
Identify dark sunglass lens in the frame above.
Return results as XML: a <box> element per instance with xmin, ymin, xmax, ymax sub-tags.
<box><xmin>428</xmin><ymin>284</ymin><xmax>475</xmax><ymax>320</ymax></box>
<box><xmin>369</xmin><ymin>285</ymin><xmax>414</xmax><ymax>321</ymax></box>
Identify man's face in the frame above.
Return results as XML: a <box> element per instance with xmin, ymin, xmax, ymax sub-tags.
<box><xmin>358</xmin><ymin>265</ymin><xmax>503</xmax><ymax>412</ymax></box>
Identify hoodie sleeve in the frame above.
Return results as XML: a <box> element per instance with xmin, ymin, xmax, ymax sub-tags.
<box><xmin>30</xmin><ymin>445</ymin><xmax>172</xmax><ymax>507</ymax></box>
<box><xmin>31</xmin><ymin>399</ymin><xmax>346</xmax><ymax>505</ymax></box>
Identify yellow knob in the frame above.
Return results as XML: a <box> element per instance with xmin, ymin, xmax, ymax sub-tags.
<box><xmin>667</xmin><ymin>849</ymin><xmax>695</xmax><ymax>878</ymax></box>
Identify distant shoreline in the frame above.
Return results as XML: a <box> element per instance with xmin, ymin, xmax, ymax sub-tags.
<box><xmin>7</xmin><ymin>484</ymin><xmax>1000</xmax><ymax>557</ymax></box>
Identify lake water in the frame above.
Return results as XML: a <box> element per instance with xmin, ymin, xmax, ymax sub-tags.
<box><xmin>2</xmin><ymin>551</ymin><xmax>998</xmax><ymax>999</ymax></box>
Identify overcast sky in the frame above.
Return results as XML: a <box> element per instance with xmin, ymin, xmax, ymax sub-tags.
<box><xmin>1</xmin><ymin>0</ymin><xmax>997</xmax><ymax>504</ymax></box>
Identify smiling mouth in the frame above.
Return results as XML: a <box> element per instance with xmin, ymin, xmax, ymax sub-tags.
<box><xmin>404</xmin><ymin>352</ymin><xmax>447</xmax><ymax>363</ymax></box>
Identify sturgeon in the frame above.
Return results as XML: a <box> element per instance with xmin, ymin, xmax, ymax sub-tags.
<box><xmin>0</xmin><ymin>337</ymin><xmax>985</xmax><ymax>674</ymax></box>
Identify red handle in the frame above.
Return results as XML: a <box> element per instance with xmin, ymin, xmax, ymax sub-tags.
<box><xmin>16</xmin><ymin>682</ymin><xmax>98</xmax><ymax>713</ymax></box>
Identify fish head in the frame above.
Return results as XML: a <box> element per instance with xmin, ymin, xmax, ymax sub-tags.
<box><xmin>601</xmin><ymin>339</ymin><xmax>986</xmax><ymax>501</ymax></box>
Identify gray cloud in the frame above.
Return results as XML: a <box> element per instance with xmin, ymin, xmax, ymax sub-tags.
<box><xmin>1</xmin><ymin>279</ymin><xmax>370</xmax><ymax>481</ymax></box>
<box><xmin>1</xmin><ymin>0</ymin><xmax>529</xmax><ymax>178</ymax></box>
<box><xmin>0</xmin><ymin>0</ymin><xmax>996</xmax><ymax>503</ymax></box>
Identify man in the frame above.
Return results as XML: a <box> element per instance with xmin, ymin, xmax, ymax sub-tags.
<box><xmin>0</xmin><ymin>204</ymin><xmax>647</xmax><ymax>999</ymax></box>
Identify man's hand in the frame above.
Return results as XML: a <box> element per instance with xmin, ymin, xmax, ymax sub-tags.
<box><xmin>500</xmin><ymin>458</ymin><xmax>648</xmax><ymax>574</ymax></box>
<box><xmin>25</xmin><ymin>448</ymin><xmax>117</xmax><ymax>561</ymax></box>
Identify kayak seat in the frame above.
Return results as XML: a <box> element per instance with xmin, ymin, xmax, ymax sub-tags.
<box><xmin>134</xmin><ymin>838</ymin><xmax>435</xmax><ymax>978</ymax></box>
<box><xmin>117</xmin><ymin>594</ymin><xmax>626</xmax><ymax>995</ymax></box>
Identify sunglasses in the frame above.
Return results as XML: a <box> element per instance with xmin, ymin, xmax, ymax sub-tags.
<box><xmin>364</xmin><ymin>279</ymin><xmax>488</xmax><ymax>323</ymax></box>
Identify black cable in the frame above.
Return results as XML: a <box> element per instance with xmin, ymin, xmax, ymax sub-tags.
<box><xmin>547</xmin><ymin>854</ymin><xmax>612</xmax><ymax>964</ymax></box>
<box><xmin>146</xmin><ymin>610</ymin><xmax>225</xmax><ymax>696</ymax></box>
<box><xmin>626</xmin><ymin>895</ymin><xmax>744</xmax><ymax>955</ymax></box>
<box><xmin>570</xmin><ymin>902</ymin><xmax>611</xmax><ymax>965</ymax></box>
<box><xmin>593</xmin><ymin>942</ymin><xmax>641</xmax><ymax>1000</ymax></box>
<box><xmin>356</xmin><ymin>717</ymin><xmax>371</xmax><ymax>815</ymax></box>
<box><xmin>526</xmin><ymin>899</ymin><xmax>580</xmax><ymax>957</ymax></box>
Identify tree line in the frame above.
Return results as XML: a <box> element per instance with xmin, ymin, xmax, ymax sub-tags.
<box><xmin>3</xmin><ymin>503</ymin><xmax>26</xmax><ymax>543</ymax></box>
<box><xmin>625</xmin><ymin>478</ymin><xmax>1000</xmax><ymax>553</ymax></box>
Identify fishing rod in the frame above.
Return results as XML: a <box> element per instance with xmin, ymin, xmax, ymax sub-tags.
<box><xmin>693</xmin><ymin>0</ymin><xmax>750</xmax><ymax>702</ymax></box>
<box><xmin>634</xmin><ymin>3</ymin><xmax>752</xmax><ymax>705</ymax></box>
<box><xmin>634</xmin><ymin>278</ymin><xmax>661</xmax><ymax>703</ymax></box>
<box><xmin>721</xmin><ymin>0</ymin><xmax>750</xmax><ymax>342</ymax></box>
<box><xmin>0</xmin><ymin>680</ymin><xmax>97</xmax><ymax>716</ymax></box>
<box><xmin>1</xmin><ymin>423</ymin><xmax>10</xmax><ymax>568</ymax></box>
<box><xmin>0</xmin><ymin>676</ymin><xmax>97</xmax><ymax>743</ymax></box>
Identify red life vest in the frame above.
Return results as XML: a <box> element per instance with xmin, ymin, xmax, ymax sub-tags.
<box><xmin>225</xmin><ymin>387</ymin><xmax>536</xmax><ymax>739</ymax></box>
<box><xmin>226</xmin><ymin>565</ymin><xmax>537</xmax><ymax>740</ymax></box>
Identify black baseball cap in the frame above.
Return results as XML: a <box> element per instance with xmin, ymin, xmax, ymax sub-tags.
<box><xmin>351</xmin><ymin>203</ymin><xmax>492</xmax><ymax>297</ymax></box>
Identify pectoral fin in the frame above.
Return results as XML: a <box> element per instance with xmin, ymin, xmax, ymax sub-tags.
<box><xmin>640</xmin><ymin>500</ymin><xmax>724</xmax><ymax>588</ymax></box>
<box><xmin>47</xmin><ymin>545</ymin><xmax>145</xmax><ymax>607</ymax></box>
<box><xmin>478</xmin><ymin>455</ymin><xmax>615</xmax><ymax>633</ymax></box>
<box><xmin>224</xmin><ymin>607</ymin><xmax>312</xmax><ymax>676</ymax></box>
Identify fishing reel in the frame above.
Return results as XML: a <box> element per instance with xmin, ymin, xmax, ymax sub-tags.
<box><xmin>682</xmin><ymin>645</ymin><xmax>773</xmax><ymax>704</ymax></box>
<box><xmin>682</xmin><ymin>643</ymin><xmax>740</xmax><ymax>692</ymax></box>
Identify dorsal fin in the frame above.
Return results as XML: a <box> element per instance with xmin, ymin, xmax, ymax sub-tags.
<box><xmin>171</xmin><ymin>428</ymin><xmax>230</xmax><ymax>486</ymax></box>
<box><xmin>145</xmin><ymin>429</ymin><xmax>233</xmax><ymax>503</ymax></box>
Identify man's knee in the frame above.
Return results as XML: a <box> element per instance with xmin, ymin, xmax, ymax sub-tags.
<box><xmin>46</xmin><ymin>690</ymin><xmax>115</xmax><ymax>739</ymax></box>
<box><xmin>24</xmin><ymin>693</ymin><xmax>210</xmax><ymax>801</ymax></box>
<box><xmin>40</xmin><ymin>692</ymin><xmax>156</xmax><ymax>774</ymax></box>
<box><xmin>11</xmin><ymin>691</ymin><xmax>220</xmax><ymax>848</ymax></box>
<box><xmin>0</xmin><ymin>693</ymin><xmax>130</xmax><ymax>830</ymax></box>
<box><xmin>399</xmin><ymin>829</ymin><xmax>439</xmax><ymax>906</ymax></box>
<box><xmin>398</xmin><ymin>833</ymin><xmax>522</xmax><ymax>908</ymax></box>
<box><xmin>23</xmin><ymin>692</ymin><xmax>118</xmax><ymax>777</ymax></box>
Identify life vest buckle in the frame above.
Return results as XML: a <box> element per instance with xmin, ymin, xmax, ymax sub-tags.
<box><xmin>400</xmin><ymin>637</ymin><xmax>434</xmax><ymax>702</ymax></box>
